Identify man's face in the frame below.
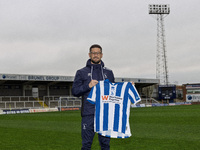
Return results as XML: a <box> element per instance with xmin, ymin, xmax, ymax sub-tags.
<box><xmin>89</xmin><ymin>48</ymin><xmax>103</xmax><ymax>64</ymax></box>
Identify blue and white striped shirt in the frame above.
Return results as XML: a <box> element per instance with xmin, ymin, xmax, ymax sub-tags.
<box><xmin>87</xmin><ymin>79</ymin><xmax>141</xmax><ymax>138</ymax></box>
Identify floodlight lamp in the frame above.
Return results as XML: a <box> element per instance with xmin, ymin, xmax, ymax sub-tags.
<box><xmin>149</xmin><ymin>4</ymin><xmax>170</xmax><ymax>14</ymax></box>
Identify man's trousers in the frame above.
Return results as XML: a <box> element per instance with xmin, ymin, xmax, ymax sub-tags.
<box><xmin>81</xmin><ymin>115</ymin><xmax>110</xmax><ymax>150</ymax></box>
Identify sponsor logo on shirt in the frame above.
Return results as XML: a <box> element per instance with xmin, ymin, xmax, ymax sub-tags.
<box><xmin>101</xmin><ymin>95</ymin><xmax>122</xmax><ymax>104</ymax></box>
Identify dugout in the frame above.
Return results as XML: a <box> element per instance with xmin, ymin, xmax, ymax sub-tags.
<box><xmin>0</xmin><ymin>73</ymin><xmax>159</xmax><ymax>99</ymax></box>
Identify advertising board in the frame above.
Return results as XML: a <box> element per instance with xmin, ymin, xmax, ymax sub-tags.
<box><xmin>186</xmin><ymin>94</ymin><xmax>200</xmax><ymax>102</ymax></box>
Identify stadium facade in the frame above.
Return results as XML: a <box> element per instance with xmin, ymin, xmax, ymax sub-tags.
<box><xmin>0</xmin><ymin>73</ymin><xmax>159</xmax><ymax>98</ymax></box>
<box><xmin>0</xmin><ymin>73</ymin><xmax>160</xmax><ymax>111</ymax></box>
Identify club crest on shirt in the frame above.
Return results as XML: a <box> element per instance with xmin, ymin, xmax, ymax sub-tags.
<box><xmin>111</xmin><ymin>86</ymin><xmax>115</xmax><ymax>96</ymax></box>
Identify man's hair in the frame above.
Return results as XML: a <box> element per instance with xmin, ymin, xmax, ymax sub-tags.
<box><xmin>89</xmin><ymin>44</ymin><xmax>102</xmax><ymax>52</ymax></box>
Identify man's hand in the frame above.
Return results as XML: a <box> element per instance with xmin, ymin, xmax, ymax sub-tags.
<box><xmin>89</xmin><ymin>80</ymin><xmax>98</xmax><ymax>88</ymax></box>
<box><xmin>131</xmin><ymin>81</ymin><xmax>135</xmax><ymax>85</ymax></box>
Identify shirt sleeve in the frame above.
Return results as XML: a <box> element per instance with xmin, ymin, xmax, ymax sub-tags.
<box><xmin>128</xmin><ymin>82</ymin><xmax>141</xmax><ymax>104</ymax></box>
<box><xmin>87</xmin><ymin>85</ymin><xmax>97</xmax><ymax>104</ymax></box>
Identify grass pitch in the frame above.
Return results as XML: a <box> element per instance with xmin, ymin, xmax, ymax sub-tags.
<box><xmin>0</xmin><ymin>105</ymin><xmax>200</xmax><ymax>150</ymax></box>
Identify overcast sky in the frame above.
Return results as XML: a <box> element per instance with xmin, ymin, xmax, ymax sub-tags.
<box><xmin>0</xmin><ymin>0</ymin><xmax>200</xmax><ymax>85</ymax></box>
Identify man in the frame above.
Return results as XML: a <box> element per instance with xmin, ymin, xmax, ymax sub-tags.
<box><xmin>72</xmin><ymin>44</ymin><xmax>115</xmax><ymax>150</ymax></box>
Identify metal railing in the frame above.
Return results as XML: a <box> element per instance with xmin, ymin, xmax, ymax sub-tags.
<box><xmin>139</xmin><ymin>97</ymin><xmax>160</xmax><ymax>105</ymax></box>
<box><xmin>0</xmin><ymin>101</ymin><xmax>45</xmax><ymax>109</ymax></box>
<box><xmin>0</xmin><ymin>96</ymin><xmax>45</xmax><ymax>109</ymax></box>
<box><xmin>51</xmin><ymin>96</ymin><xmax>81</xmax><ymax>108</ymax></box>
<box><xmin>0</xmin><ymin>96</ymin><xmax>82</xmax><ymax>109</ymax></box>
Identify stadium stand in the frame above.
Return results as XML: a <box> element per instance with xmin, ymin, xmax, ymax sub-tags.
<box><xmin>0</xmin><ymin>73</ymin><xmax>160</xmax><ymax>110</ymax></box>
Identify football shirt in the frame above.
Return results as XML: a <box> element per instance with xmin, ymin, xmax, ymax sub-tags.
<box><xmin>87</xmin><ymin>79</ymin><xmax>141</xmax><ymax>138</ymax></box>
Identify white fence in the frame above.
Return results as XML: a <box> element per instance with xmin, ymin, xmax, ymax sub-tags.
<box><xmin>0</xmin><ymin>101</ymin><xmax>45</xmax><ymax>109</ymax></box>
<box><xmin>0</xmin><ymin>96</ymin><xmax>44</xmax><ymax>109</ymax></box>
<box><xmin>48</xmin><ymin>96</ymin><xmax>81</xmax><ymax>108</ymax></box>
<box><xmin>0</xmin><ymin>96</ymin><xmax>36</xmax><ymax>102</ymax></box>
<box><xmin>139</xmin><ymin>98</ymin><xmax>160</xmax><ymax>105</ymax></box>
<box><xmin>0</xmin><ymin>96</ymin><xmax>81</xmax><ymax>109</ymax></box>
<box><xmin>1</xmin><ymin>96</ymin><xmax>159</xmax><ymax>109</ymax></box>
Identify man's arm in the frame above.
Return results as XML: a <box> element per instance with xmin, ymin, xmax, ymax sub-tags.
<box><xmin>72</xmin><ymin>70</ymin><xmax>91</xmax><ymax>97</ymax></box>
<box><xmin>72</xmin><ymin>71</ymin><xmax>98</xmax><ymax>97</ymax></box>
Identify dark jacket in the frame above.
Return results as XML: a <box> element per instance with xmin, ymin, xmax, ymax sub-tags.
<box><xmin>72</xmin><ymin>59</ymin><xmax>115</xmax><ymax>117</ymax></box>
